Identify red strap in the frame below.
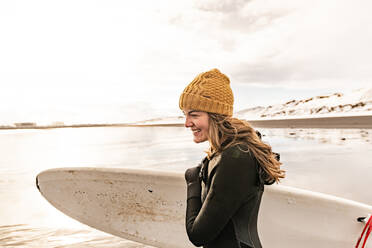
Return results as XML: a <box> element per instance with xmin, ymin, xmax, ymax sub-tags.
<box><xmin>362</xmin><ymin>227</ymin><xmax>371</xmax><ymax>248</ymax></box>
<box><xmin>356</xmin><ymin>215</ymin><xmax>372</xmax><ymax>248</ymax></box>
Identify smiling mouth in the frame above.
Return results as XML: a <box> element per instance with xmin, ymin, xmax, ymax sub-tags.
<box><xmin>192</xmin><ymin>129</ymin><xmax>201</xmax><ymax>134</ymax></box>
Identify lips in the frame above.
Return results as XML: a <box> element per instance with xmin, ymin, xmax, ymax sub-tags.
<box><xmin>192</xmin><ymin>129</ymin><xmax>201</xmax><ymax>135</ymax></box>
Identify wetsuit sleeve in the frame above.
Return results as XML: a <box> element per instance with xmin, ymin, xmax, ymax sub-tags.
<box><xmin>185</xmin><ymin>146</ymin><xmax>259</xmax><ymax>247</ymax></box>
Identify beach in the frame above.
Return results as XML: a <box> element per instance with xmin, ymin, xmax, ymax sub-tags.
<box><xmin>1</xmin><ymin>120</ymin><xmax>372</xmax><ymax>247</ymax></box>
<box><xmin>2</xmin><ymin>0</ymin><xmax>372</xmax><ymax>245</ymax></box>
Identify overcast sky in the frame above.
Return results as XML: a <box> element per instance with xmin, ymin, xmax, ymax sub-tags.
<box><xmin>1</xmin><ymin>0</ymin><xmax>371</xmax><ymax>123</ymax></box>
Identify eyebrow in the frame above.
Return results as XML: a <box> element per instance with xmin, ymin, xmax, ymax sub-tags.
<box><xmin>183</xmin><ymin>110</ymin><xmax>198</xmax><ymax>115</ymax></box>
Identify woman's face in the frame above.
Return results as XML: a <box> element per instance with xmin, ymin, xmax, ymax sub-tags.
<box><xmin>183</xmin><ymin>110</ymin><xmax>209</xmax><ymax>143</ymax></box>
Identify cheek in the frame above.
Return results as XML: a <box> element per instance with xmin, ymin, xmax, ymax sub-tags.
<box><xmin>202</xmin><ymin>123</ymin><xmax>209</xmax><ymax>135</ymax></box>
<box><xmin>204</xmin><ymin>119</ymin><xmax>210</xmax><ymax>132</ymax></box>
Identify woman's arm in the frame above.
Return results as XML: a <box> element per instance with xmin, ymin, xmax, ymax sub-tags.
<box><xmin>185</xmin><ymin>146</ymin><xmax>259</xmax><ymax>246</ymax></box>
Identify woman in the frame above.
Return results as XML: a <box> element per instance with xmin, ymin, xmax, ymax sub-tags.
<box><xmin>179</xmin><ymin>69</ymin><xmax>285</xmax><ymax>248</ymax></box>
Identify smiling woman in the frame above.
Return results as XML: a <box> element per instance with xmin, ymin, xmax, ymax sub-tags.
<box><xmin>183</xmin><ymin>110</ymin><xmax>210</xmax><ymax>143</ymax></box>
<box><xmin>179</xmin><ymin>69</ymin><xmax>285</xmax><ymax>248</ymax></box>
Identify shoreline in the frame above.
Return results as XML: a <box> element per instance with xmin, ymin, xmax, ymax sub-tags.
<box><xmin>247</xmin><ymin>114</ymin><xmax>372</xmax><ymax>129</ymax></box>
<box><xmin>0</xmin><ymin>123</ymin><xmax>184</xmax><ymax>130</ymax></box>
<box><xmin>1</xmin><ymin>114</ymin><xmax>371</xmax><ymax>130</ymax></box>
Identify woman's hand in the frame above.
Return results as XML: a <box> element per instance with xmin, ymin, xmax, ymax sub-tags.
<box><xmin>185</xmin><ymin>164</ymin><xmax>202</xmax><ymax>200</ymax></box>
<box><xmin>185</xmin><ymin>164</ymin><xmax>201</xmax><ymax>184</ymax></box>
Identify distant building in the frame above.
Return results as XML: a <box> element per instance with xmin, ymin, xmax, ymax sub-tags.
<box><xmin>14</xmin><ymin>122</ymin><xmax>37</xmax><ymax>127</ymax></box>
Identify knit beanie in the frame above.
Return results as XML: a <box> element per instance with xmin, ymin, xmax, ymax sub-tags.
<box><xmin>179</xmin><ymin>68</ymin><xmax>234</xmax><ymax>116</ymax></box>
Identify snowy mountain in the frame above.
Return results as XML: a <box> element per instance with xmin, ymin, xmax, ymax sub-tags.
<box><xmin>135</xmin><ymin>88</ymin><xmax>372</xmax><ymax>125</ymax></box>
<box><xmin>235</xmin><ymin>88</ymin><xmax>372</xmax><ymax>120</ymax></box>
<box><xmin>137</xmin><ymin>88</ymin><xmax>372</xmax><ymax>125</ymax></box>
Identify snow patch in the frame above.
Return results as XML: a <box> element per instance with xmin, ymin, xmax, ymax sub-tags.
<box><xmin>236</xmin><ymin>88</ymin><xmax>372</xmax><ymax>120</ymax></box>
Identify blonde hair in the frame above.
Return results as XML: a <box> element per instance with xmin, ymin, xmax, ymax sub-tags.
<box><xmin>206</xmin><ymin>113</ymin><xmax>285</xmax><ymax>183</ymax></box>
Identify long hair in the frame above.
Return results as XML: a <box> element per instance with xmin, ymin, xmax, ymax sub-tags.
<box><xmin>206</xmin><ymin>113</ymin><xmax>285</xmax><ymax>183</ymax></box>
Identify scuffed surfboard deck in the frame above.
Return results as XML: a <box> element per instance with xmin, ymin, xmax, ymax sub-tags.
<box><xmin>37</xmin><ymin>167</ymin><xmax>372</xmax><ymax>248</ymax></box>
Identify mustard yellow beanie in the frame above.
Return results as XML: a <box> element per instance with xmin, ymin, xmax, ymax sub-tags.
<box><xmin>179</xmin><ymin>68</ymin><xmax>234</xmax><ymax>116</ymax></box>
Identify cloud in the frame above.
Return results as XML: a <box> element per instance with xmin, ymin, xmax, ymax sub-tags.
<box><xmin>195</xmin><ymin>0</ymin><xmax>250</xmax><ymax>13</ymax></box>
<box><xmin>194</xmin><ymin>0</ymin><xmax>290</xmax><ymax>33</ymax></box>
<box><xmin>230</xmin><ymin>61</ymin><xmax>293</xmax><ymax>83</ymax></box>
<box><xmin>169</xmin><ymin>0</ymin><xmax>290</xmax><ymax>42</ymax></box>
<box><xmin>208</xmin><ymin>0</ymin><xmax>372</xmax><ymax>89</ymax></box>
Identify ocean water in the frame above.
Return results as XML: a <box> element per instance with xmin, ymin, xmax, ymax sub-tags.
<box><xmin>1</xmin><ymin>126</ymin><xmax>372</xmax><ymax>247</ymax></box>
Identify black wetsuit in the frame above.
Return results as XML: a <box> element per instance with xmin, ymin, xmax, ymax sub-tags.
<box><xmin>185</xmin><ymin>145</ymin><xmax>264</xmax><ymax>248</ymax></box>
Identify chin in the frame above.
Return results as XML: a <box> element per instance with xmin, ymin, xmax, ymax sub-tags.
<box><xmin>193</xmin><ymin>137</ymin><xmax>207</xmax><ymax>143</ymax></box>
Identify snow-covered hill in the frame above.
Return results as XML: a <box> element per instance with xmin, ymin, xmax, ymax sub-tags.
<box><xmin>236</xmin><ymin>88</ymin><xmax>372</xmax><ymax>120</ymax></box>
<box><xmin>137</xmin><ymin>88</ymin><xmax>372</xmax><ymax>125</ymax></box>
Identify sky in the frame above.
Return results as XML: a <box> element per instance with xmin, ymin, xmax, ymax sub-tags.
<box><xmin>1</xmin><ymin>0</ymin><xmax>371</xmax><ymax>124</ymax></box>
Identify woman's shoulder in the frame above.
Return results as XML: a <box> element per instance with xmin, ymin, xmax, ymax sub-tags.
<box><xmin>221</xmin><ymin>143</ymin><xmax>251</xmax><ymax>159</ymax></box>
<box><xmin>214</xmin><ymin>144</ymin><xmax>260</xmax><ymax>186</ymax></box>
<box><xmin>219</xmin><ymin>144</ymin><xmax>256</xmax><ymax>171</ymax></box>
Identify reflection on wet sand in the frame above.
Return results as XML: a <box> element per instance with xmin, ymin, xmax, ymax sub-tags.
<box><xmin>259</xmin><ymin>128</ymin><xmax>371</xmax><ymax>145</ymax></box>
<box><xmin>0</xmin><ymin>224</ymin><xmax>154</xmax><ymax>248</ymax></box>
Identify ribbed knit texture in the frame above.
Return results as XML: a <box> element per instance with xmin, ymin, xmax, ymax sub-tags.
<box><xmin>179</xmin><ymin>69</ymin><xmax>234</xmax><ymax>116</ymax></box>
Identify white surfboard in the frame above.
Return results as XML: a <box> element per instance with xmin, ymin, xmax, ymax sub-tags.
<box><xmin>36</xmin><ymin>167</ymin><xmax>372</xmax><ymax>248</ymax></box>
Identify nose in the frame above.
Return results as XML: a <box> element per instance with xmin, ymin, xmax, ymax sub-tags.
<box><xmin>184</xmin><ymin>116</ymin><xmax>193</xmax><ymax>128</ymax></box>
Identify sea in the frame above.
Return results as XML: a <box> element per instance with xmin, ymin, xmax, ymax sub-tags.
<box><xmin>1</xmin><ymin>126</ymin><xmax>372</xmax><ymax>248</ymax></box>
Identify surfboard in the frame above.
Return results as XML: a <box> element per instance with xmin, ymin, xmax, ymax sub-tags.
<box><xmin>36</xmin><ymin>167</ymin><xmax>372</xmax><ymax>248</ymax></box>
